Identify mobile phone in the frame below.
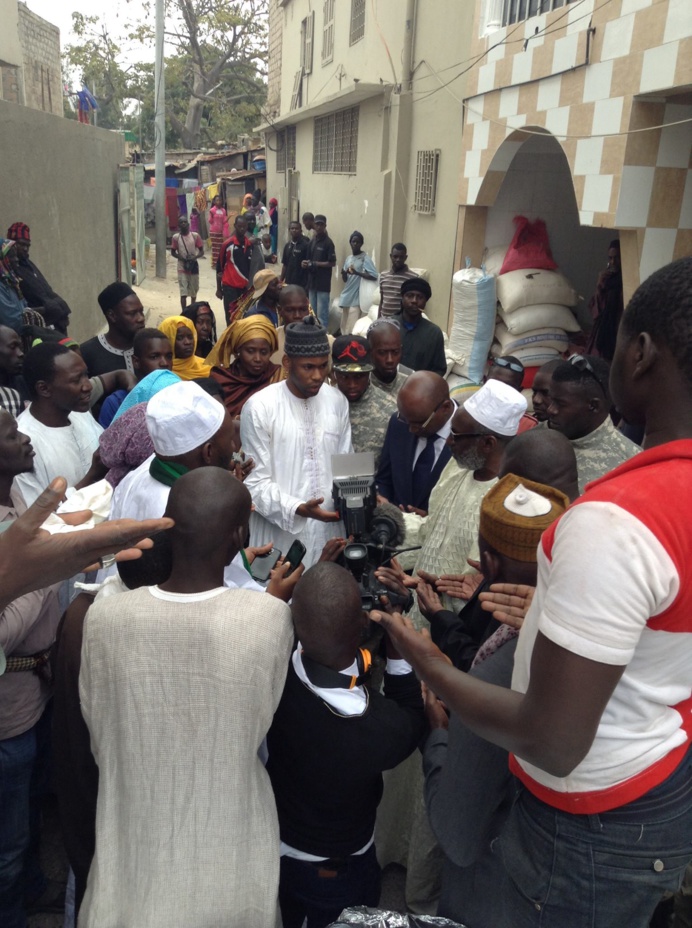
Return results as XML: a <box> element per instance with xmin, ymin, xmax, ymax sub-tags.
<box><xmin>250</xmin><ymin>546</ymin><xmax>282</xmax><ymax>582</ymax></box>
<box><xmin>285</xmin><ymin>539</ymin><xmax>307</xmax><ymax>573</ymax></box>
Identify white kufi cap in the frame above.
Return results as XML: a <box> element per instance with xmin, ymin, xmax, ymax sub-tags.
<box><xmin>463</xmin><ymin>379</ymin><xmax>527</xmax><ymax>437</ymax></box>
<box><xmin>146</xmin><ymin>381</ymin><xmax>226</xmax><ymax>456</ymax></box>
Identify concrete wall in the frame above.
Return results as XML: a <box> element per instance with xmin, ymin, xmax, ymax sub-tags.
<box><xmin>17</xmin><ymin>2</ymin><xmax>62</xmax><ymax>117</ymax></box>
<box><xmin>399</xmin><ymin>0</ymin><xmax>475</xmax><ymax>328</ymax></box>
<box><xmin>0</xmin><ymin>0</ymin><xmax>22</xmax><ymax>67</ymax></box>
<box><xmin>0</xmin><ymin>100</ymin><xmax>125</xmax><ymax>341</ymax></box>
<box><xmin>265</xmin><ymin>0</ymin><xmax>475</xmax><ymax>329</ymax></box>
<box><xmin>289</xmin><ymin>94</ymin><xmax>388</xmax><ymax>277</ymax></box>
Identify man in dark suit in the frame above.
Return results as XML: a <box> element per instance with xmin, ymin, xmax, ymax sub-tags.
<box><xmin>376</xmin><ymin>371</ymin><xmax>456</xmax><ymax>515</ymax></box>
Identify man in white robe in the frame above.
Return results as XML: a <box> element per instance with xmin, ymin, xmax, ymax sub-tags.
<box><xmin>79</xmin><ymin>468</ymin><xmax>295</xmax><ymax>928</ymax></box>
<box><xmin>107</xmin><ymin>379</ymin><xmax>262</xmax><ymax>591</ymax></box>
<box><xmin>241</xmin><ymin>316</ymin><xmax>352</xmax><ymax>568</ymax></box>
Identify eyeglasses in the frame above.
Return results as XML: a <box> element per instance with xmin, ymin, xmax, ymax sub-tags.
<box><xmin>569</xmin><ymin>355</ymin><xmax>607</xmax><ymax>397</ymax></box>
<box><xmin>449</xmin><ymin>430</ymin><xmax>487</xmax><ymax>441</ymax></box>
<box><xmin>397</xmin><ymin>399</ymin><xmax>446</xmax><ymax>429</ymax></box>
<box><xmin>493</xmin><ymin>357</ymin><xmax>524</xmax><ymax>374</ymax></box>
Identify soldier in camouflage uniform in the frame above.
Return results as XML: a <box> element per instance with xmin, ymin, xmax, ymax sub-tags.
<box><xmin>332</xmin><ymin>334</ymin><xmax>397</xmax><ymax>470</ymax></box>
<box><xmin>546</xmin><ymin>355</ymin><xmax>639</xmax><ymax>493</ymax></box>
<box><xmin>367</xmin><ymin>319</ymin><xmax>409</xmax><ymax>397</ymax></box>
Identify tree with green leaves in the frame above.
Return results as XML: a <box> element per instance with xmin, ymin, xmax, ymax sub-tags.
<box><xmin>63</xmin><ymin>0</ymin><xmax>267</xmax><ymax>150</ymax></box>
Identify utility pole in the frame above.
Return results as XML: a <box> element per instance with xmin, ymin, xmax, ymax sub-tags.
<box><xmin>154</xmin><ymin>0</ymin><xmax>166</xmax><ymax>278</ymax></box>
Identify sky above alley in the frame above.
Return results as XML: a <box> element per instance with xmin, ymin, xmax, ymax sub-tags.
<box><xmin>27</xmin><ymin>0</ymin><xmax>156</xmax><ymax>62</ymax></box>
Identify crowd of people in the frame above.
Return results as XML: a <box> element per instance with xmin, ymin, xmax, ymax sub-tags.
<box><xmin>0</xmin><ymin>195</ymin><xmax>690</xmax><ymax>928</ymax></box>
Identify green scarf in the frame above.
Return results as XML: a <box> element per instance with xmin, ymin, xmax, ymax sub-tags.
<box><xmin>149</xmin><ymin>457</ymin><xmax>189</xmax><ymax>488</ymax></box>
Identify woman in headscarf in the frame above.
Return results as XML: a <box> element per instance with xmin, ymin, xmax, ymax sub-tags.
<box><xmin>208</xmin><ymin>315</ymin><xmax>281</xmax><ymax>416</ymax></box>
<box><xmin>182</xmin><ymin>301</ymin><xmax>217</xmax><ymax>357</ymax></box>
<box><xmin>111</xmin><ymin>368</ymin><xmax>181</xmax><ymax>423</ymax></box>
<box><xmin>0</xmin><ymin>238</ymin><xmax>27</xmax><ymax>333</ymax></box>
<box><xmin>159</xmin><ymin>315</ymin><xmax>212</xmax><ymax>381</ymax></box>
<box><xmin>240</xmin><ymin>193</ymin><xmax>253</xmax><ymax>215</ymax></box>
<box><xmin>100</xmin><ymin>403</ymin><xmax>155</xmax><ymax>488</ymax></box>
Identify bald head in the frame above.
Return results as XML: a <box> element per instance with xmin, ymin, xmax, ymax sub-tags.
<box><xmin>292</xmin><ymin>563</ymin><xmax>365</xmax><ymax>667</ymax></box>
<box><xmin>397</xmin><ymin>371</ymin><xmax>452</xmax><ymax>436</ymax></box>
<box><xmin>165</xmin><ymin>467</ymin><xmax>251</xmax><ymax>561</ymax></box>
<box><xmin>500</xmin><ymin>428</ymin><xmax>579</xmax><ymax>502</ymax></box>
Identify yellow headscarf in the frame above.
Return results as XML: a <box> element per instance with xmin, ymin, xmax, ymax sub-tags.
<box><xmin>159</xmin><ymin>316</ymin><xmax>212</xmax><ymax>381</ymax></box>
<box><xmin>206</xmin><ymin>315</ymin><xmax>279</xmax><ymax>369</ymax></box>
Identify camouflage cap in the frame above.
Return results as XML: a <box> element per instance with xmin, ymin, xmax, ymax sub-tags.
<box><xmin>332</xmin><ymin>335</ymin><xmax>373</xmax><ymax>372</ymax></box>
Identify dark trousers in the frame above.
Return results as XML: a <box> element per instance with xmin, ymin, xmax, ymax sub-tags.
<box><xmin>279</xmin><ymin>844</ymin><xmax>381</xmax><ymax>928</ymax></box>
<box><xmin>0</xmin><ymin>706</ymin><xmax>52</xmax><ymax>928</ymax></box>
<box><xmin>221</xmin><ymin>285</ymin><xmax>245</xmax><ymax>325</ymax></box>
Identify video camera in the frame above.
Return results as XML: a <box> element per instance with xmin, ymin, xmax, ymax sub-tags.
<box><xmin>331</xmin><ymin>453</ymin><xmax>416</xmax><ymax>611</ymax></box>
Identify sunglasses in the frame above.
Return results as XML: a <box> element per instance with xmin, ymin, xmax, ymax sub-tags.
<box><xmin>493</xmin><ymin>357</ymin><xmax>524</xmax><ymax>374</ymax></box>
<box><xmin>397</xmin><ymin>399</ymin><xmax>446</xmax><ymax>429</ymax></box>
<box><xmin>569</xmin><ymin>355</ymin><xmax>607</xmax><ymax>397</ymax></box>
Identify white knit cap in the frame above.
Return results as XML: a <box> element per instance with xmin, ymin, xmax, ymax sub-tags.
<box><xmin>463</xmin><ymin>379</ymin><xmax>527</xmax><ymax>437</ymax></box>
<box><xmin>146</xmin><ymin>381</ymin><xmax>226</xmax><ymax>456</ymax></box>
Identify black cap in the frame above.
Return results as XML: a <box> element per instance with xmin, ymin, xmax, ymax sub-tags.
<box><xmin>284</xmin><ymin>315</ymin><xmax>330</xmax><ymax>357</ymax></box>
<box><xmin>332</xmin><ymin>335</ymin><xmax>373</xmax><ymax>372</ymax></box>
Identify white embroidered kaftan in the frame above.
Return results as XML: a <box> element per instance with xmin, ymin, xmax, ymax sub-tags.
<box><xmin>240</xmin><ymin>381</ymin><xmax>352</xmax><ymax>568</ymax></box>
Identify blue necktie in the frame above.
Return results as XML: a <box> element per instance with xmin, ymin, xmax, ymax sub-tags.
<box><xmin>411</xmin><ymin>435</ymin><xmax>438</xmax><ymax>507</ymax></box>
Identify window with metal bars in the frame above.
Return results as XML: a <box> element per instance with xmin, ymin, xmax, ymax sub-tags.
<box><xmin>275</xmin><ymin>126</ymin><xmax>296</xmax><ymax>173</ymax></box>
<box><xmin>286</xmin><ymin>126</ymin><xmax>296</xmax><ymax>170</ymax></box>
<box><xmin>414</xmin><ymin>149</ymin><xmax>440</xmax><ymax>214</ymax></box>
<box><xmin>502</xmin><ymin>0</ymin><xmax>575</xmax><ymax>26</ymax></box>
<box><xmin>313</xmin><ymin>107</ymin><xmax>359</xmax><ymax>174</ymax></box>
<box><xmin>322</xmin><ymin>0</ymin><xmax>335</xmax><ymax>64</ymax></box>
<box><xmin>350</xmin><ymin>0</ymin><xmax>366</xmax><ymax>45</ymax></box>
<box><xmin>276</xmin><ymin>131</ymin><xmax>286</xmax><ymax>172</ymax></box>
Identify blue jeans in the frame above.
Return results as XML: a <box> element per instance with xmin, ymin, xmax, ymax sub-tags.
<box><xmin>0</xmin><ymin>708</ymin><xmax>51</xmax><ymax>928</ymax></box>
<box><xmin>279</xmin><ymin>844</ymin><xmax>381</xmax><ymax>928</ymax></box>
<box><xmin>495</xmin><ymin>745</ymin><xmax>692</xmax><ymax>928</ymax></box>
<box><xmin>309</xmin><ymin>290</ymin><xmax>331</xmax><ymax>329</ymax></box>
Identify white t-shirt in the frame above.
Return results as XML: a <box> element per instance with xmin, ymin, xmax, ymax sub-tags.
<box><xmin>14</xmin><ymin>407</ymin><xmax>103</xmax><ymax>505</ymax></box>
<box><xmin>512</xmin><ymin>492</ymin><xmax>689</xmax><ymax>812</ymax></box>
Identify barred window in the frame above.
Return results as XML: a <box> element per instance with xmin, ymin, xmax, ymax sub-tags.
<box><xmin>350</xmin><ymin>0</ymin><xmax>366</xmax><ymax>45</ymax></box>
<box><xmin>313</xmin><ymin>107</ymin><xmax>359</xmax><ymax>174</ymax></box>
<box><xmin>275</xmin><ymin>126</ymin><xmax>297</xmax><ymax>173</ymax></box>
<box><xmin>414</xmin><ymin>149</ymin><xmax>440</xmax><ymax>214</ymax></box>
<box><xmin>502</xmin><ymin>0</ymin><xmax>576</xmax><ymax>26</ymax></box>
<box><xmin>276</xmin><ymin>131</ymin><xmax>286</xmax><ymax>172</ymax></box>
<box><xmin>286</xmin><ymin>126</ymin><xmax>296</xmax><ymax>170</ymax></box>
<box><xmin>322</xmin><ymin>0</ymin><xmax>335</xmax><ymax>64</ymax></box>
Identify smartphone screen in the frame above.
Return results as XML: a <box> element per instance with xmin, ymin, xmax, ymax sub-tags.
<box><xmin>285</xmin><ymin>539</ymin><xmax>306</xmax><ymax>572</ymax></box>
<box><xmin>250</xmin><ymin>547</ymin><xmax>281</xmax><ymax>582</ymax></box>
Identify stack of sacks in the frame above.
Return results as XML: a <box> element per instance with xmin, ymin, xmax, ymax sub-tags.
<box><xmin>491</xmin><ymin>266</ymin><xmax>581</xmax><ymax>369</ymax></box>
